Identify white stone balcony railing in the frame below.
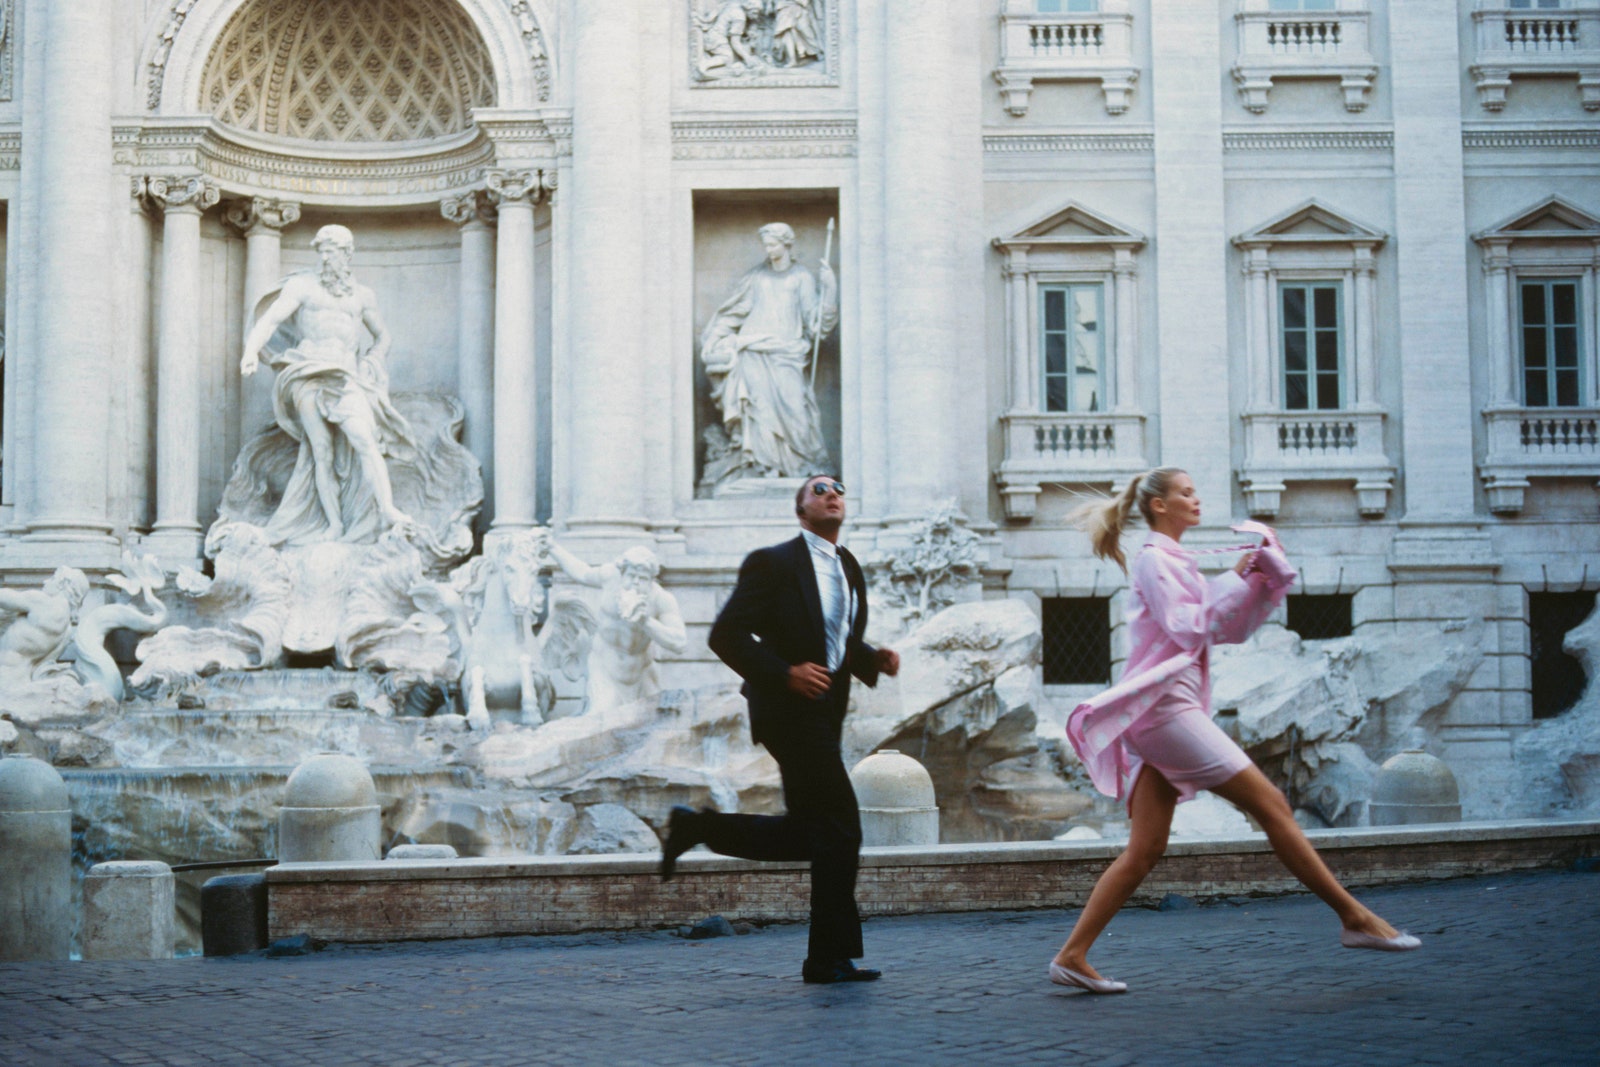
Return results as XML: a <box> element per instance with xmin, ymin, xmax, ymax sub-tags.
<box><xmin>1232</xmin><ymin>1</ymin><xmax>1378</xmax><ymax>113</ymax></box>
<box><xmin>993</xmin><ymin>0</ymin><xmax>1138</xmax><ymax>117</ymax></box>
<box><xmin>996</xmin><ymin>411</ymin><xmax>1148</xmax><ymax>520</ymax></box>
<box><xmin>1480</xmin><ymin>406</ymin><xmax>1600</xmax><ymax>513</ymax></box>
<box><xmin>1470</xmin><ymin>2</ymin><xmax>1600</xmax><ymax>111</ymax></box>
<box><xmin>1238</xmin><ymin>409</ymin><xmax>1394</xmax><ymax>518</ymax></box>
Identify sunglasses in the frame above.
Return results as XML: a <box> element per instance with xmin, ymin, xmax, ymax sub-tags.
<box><xmin>810</xmin><ymin>480</ymin><xmax>846</xmax><ymax>497</ymax></box>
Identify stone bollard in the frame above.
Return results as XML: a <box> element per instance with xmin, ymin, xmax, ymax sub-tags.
<box><xmin>1370</xmin><ymin>748</ymin><xmax>1462</xmax><ymax>826</ymax></box>
<box><xmin>201</xmin><ymin>873</ymin><xmax>268</xmax><ymax>956</ymax></box>
<box><xmin>277</xmin><ymin>753</ymin><xmax>381</xmax><ymax>862</ymax></box>
<box><xmin>0</xmin><ymin>753</ymin><xmax>72</xmax><ymax>960</ymax></box>
<box><xmin>82</xmin><ymin>861</ymin><xmax>175</xmax><ymax>960</ymax></box>
<box><xmin>850</xmin><ymin>750</ymin><xmax>939</xmax><ymax>846</ymax></box>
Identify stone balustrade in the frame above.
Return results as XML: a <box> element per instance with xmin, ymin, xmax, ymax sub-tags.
<box><xmin>995</xmin><ymin>411</ymin><xmax>1148</xmax><ymax>520</ymax></box>
<box><xmin>1480</xmin><ymin>405</ymin><xmax>1600</xmax><ymax>513</ymax></box>
<box><xmin>1238</xmin><ymin>408</ymin><xmax>1394</xmax><ymax>518</ymax></box>
<box><xmin>992</xmin><ymin>0</ymin><xmax>1137</xmax><ymax>116</ymax></box>
<box><xmin>1470</xmin><ymin>2</ymin><xmax>1600</xmax><ymax>110</ymax></box>
<box><xmin>1232</xmin><ymin>0</ymin><xmax>1378</xmax><ymax>113</ymax></box>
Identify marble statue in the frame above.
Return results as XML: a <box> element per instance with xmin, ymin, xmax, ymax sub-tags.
<box><xmin>414</xmin><ymin>528</ymin><xmax>556</xmax><ymax>729</ymax></box>
<box><xmin>72</xmin><ymin>554</ymin><xmax>168</xmax><ymax>704</ymax></box>
<box><xmin>771</xmin><ymin>0</ymin><xmax>823</xmax><ymax>67</ymax></box>
<box><xmin>699</xmin><ymin>222</ymin><xmax>838</xmax><ymax>488</ymax></box>
<box><xmin>692</xmin><ymin>0</ymin><xmax>827</xmax><ymax>81</ymax></box>
<box><xmin>239</xmin><ymin>223</ymin><xmax>419</xmax><ymax>547</ymax></box>
<box><xmin>131</xmin><ymin>523</ymin><xmax>294</xmax><ymax>690</ymax></box>
<box><xmin>0</xmin><ymin>567</ymin><xmax>88</xmax><ymax>697</ymax></box>
<box><xmin>543</xmin><ymin>542</ymin><xmax>688</xmax><ymax>715</ymax></box>
<box><xmin>693</xmin><ymin>0</ymin><xmax>765</xmax><ymax>80</ymax></box>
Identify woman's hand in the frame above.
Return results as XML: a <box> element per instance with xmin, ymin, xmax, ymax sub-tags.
<box><xmin>1233</xmin><ymin>549</ymin><xmax>1257</xmax><ymax>576</ymax></box>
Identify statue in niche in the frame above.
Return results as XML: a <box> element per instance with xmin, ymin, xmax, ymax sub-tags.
<box><xmin>699</xmin><ymin>221</ymin><xmax>838</xmax><ymax>489</ymax></box>
<box><xmin>238</xmin><ymin>223</ymin><xmax>421</xmax><ymax>547</ymax></box>
<box><xmin>542</xmin><ymin>542</ymin><xmax>688</xmax><ymax>715</ymax></box>
<box><xmin>692</xmin><ymin>0</ymin><xmax>827</xmax><ymax>81</ymax></box>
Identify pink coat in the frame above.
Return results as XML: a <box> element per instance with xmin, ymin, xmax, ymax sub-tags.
<box><xmin>1066</xmin><ymin>532</ymin><xmax>1295</xmax><ymax>801</ymax></box>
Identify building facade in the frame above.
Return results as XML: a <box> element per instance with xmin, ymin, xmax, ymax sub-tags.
<box><xmin>1</xmin><ymin>0</ymin><xmax>1597</xmax><ymax>817</ymax></box>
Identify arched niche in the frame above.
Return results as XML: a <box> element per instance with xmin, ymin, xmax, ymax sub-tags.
<box><xmin>142</xmin><ymin>0</ymin><xmax>554</xmax><ymax>119</ymax></box>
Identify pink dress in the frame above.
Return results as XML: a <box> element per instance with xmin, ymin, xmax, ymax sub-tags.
<box><xmin>1066</xmin><ymin>533</ymin><xmax>1295</xmax><ymax>805</ymax></box>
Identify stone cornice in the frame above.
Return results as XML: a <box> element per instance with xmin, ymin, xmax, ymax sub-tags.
<box><xmin>1462</xmin><ymin>126</ymin><xmax>1600</xmax><ymax>150</ymax></box>
<box><xmin>1222</xmin><ymin>126</ymin><xmax>1393</xmax><ymax>152</ymax></box>
<box><xmin>671</xmin><ymin>118</ymin><xmax>856</xmax><ymax>160</ymax></box>
<box><xmin>983</xmin><ymin>130</ymin><xmax>1154</xmax><ymax>154</ymax></box>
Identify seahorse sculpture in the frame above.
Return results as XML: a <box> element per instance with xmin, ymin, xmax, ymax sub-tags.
<box><xmin>72</xmin><ymin>552</ymin><xmax>169</xmax><ymax>703</ymax></box>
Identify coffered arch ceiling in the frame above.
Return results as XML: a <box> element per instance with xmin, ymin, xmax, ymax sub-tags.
<box><xmin>199</xmin><ymin>0</ymin><xmax>498</xmax><ymax>143</ymax></box>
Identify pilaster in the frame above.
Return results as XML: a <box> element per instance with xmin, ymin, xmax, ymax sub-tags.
<box><xmin>441</xmin><ymin>189</ymin><xmax>498</xmax><ymax>527</ymax></box>
<box><xmin>485</xmin><ymin>169</ymin><xmax>543</xmax><ymax>536</ymax></box>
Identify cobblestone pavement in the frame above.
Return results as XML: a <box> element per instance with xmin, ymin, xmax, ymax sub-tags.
<box><xmin>2</xmin><ymin>869</ymin><xmax>1594</xmax><ymax>1067</ymax></box>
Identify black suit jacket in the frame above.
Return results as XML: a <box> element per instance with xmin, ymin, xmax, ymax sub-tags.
<box><xmin>709</xmin><ymin>534</ymin><xmax>881</xmax><ymax>747</ymax></box>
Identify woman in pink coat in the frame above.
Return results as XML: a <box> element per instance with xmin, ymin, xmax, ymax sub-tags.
<box><xmin>1051</xmin><ymin>468</ymin><xmax>1419</xmax><ymax>995</ymax></box>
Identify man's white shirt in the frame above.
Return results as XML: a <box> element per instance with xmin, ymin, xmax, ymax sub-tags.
<box><xmin>801</xmin><ymin>528</ymin><xmax>856</xmax><ymax>673</ymax></box>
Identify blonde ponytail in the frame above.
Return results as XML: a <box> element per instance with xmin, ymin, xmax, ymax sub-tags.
<box><xmin>1068</xmin><ymin>467</ymin><xmax>1186</xmax><ymax>572</ymax></box>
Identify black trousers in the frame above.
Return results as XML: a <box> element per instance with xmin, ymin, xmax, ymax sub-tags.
<box><xmin>695</xmin><ymin>694</ymin><xmax>863</xmax><ymax>963</ymax></box>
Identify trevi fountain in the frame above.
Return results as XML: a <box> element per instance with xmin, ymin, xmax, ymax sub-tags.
<box><xmin>1</xmin><ymin>0</ymin><xmax>1598</xmax><ymax>953</ymax></box>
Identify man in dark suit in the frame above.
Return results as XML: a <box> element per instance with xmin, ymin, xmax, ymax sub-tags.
<box><xmin>659</xmin><ymin>474</ymin><xmax>899</xmax><ymax>984</ymax></box>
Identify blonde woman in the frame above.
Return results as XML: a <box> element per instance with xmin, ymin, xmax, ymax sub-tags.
<box><xmin>1051</xmin><ymin>468</ymin><xmax>1419</xmax><ymax>995</ymax></box>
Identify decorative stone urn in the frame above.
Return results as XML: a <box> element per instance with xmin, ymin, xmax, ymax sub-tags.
<box><xmin>850</xmin><ymin>750</ymin><xmax>940</xmax><ymax>846</ymax></box>
<box><xmin>1369</xmin><ymin>748</ymin><xmax>1462</xmax><ymax>826</ymax></box>
<box><xmin>0</xmin><ymin>754</ymin><xmax>73</xmax><ymax>960</ymax></box>
<box><xmin>277</xmin><ymin>753</ymin><xmax>381</xmax><ymax>862</ymax></box>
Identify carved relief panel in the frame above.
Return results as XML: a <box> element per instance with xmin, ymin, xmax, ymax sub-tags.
<box><xmin>689</xmin><ymin>0</ymin><xmax>839</xmax><ymax>87</ymax></box>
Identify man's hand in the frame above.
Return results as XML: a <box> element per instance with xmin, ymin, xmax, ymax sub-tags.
<box><xmin>786</xmin><ymin>662</ymin><xmax>832</xmax><ymax>699</ymax></box>
<box><xmin>240</xmin><ymin>351</ymin><xmax>260</xmax><ymax>377</ymax></box>
<box><xmin>875</xmin><ymin>648</ymin><xmax>900</xmax><ymax>678</ymax></box>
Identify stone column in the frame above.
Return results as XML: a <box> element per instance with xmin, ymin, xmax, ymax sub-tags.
<box><xmin>1481</xmin><ymin>240</ymin><xmax>1515</xmax><ymax>406</ymax></box>
<box><xmin>1002</xmin><ymin>250</ymin><xmax>1032</xmax><ymax>412</ymax></box>
<box><xmin>566</xmin><ymin>0</ymin><xmax>649</xmax><ymax>545</ymax></box>
<box><xmin>881</xmin><ymin>0</ymin><xmax>982</xmax><ymax>521</ymax></box>
<box><xmin>441</xmin><ymin>190</ymin><xmax>497</xmax><ymax>521</ymax></box>
<box><xmin>144</xmin><ymin>177</ymin><xmax>220</xmax><ymax>563</ymax></box>
<box><xmin>227</xmin><ymin>198</ymin><xmax>301</xmax><ymax>333</ymax></box>
<box><xmin>1352</xmin><ymin>245</ymin><xmax>1379</xmax><ymax>407</ymax></box>
<box><xmin>486</xmin><ymin>169</ymin><xmax>540</xmax><ymax>534</ymax></box>
<box><xmin>1244</xmin><ymin>249</ymin><xmax>1273</xmax><ymax>409</ymax></box>
<box><xmin>1151</xmin><ymin>1</ymin><xmax>1233</xmax><ymax>503</ymax></box>
<box><xmin>1391</xmin><ymin>0</ymin><xmax>1476</xmax><ymax>517</ymax></box>
<box><xmin>1112</xmin><ymin>249</ymin><xmax>1139</xmax><ymax>412</ymax></box>
<box><xmin>26</xmin><ymin>0</ymin><xmax>117</xmax><ymax>548</ymax></box>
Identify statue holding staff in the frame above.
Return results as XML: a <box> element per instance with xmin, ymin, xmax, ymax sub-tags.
<box><xmin>700</xmin><ymin>221</ymin><xmax>838</xmax><ymax>488</ymax></box>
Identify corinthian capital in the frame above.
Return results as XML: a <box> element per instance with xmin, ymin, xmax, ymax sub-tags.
<box><xmin>441</xmin><ymin>189</ymin><xmax>498</xmax><ymax>227</ymax></box>
<box><xmin>485</xmin><ymin>168</ymin><xmax>542</xmax><ymax>204</ymax></box>
<box><xmin>143</xmin><ymin>175</ymin><xmax>221</xmax><ymax>215</ymax></box>
<box><xmin>225</xmin><ymin>197</ymin><xmax>302</xmax><ymax>236</ymax></box>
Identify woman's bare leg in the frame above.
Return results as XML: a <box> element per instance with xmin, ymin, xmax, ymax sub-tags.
<box><xmin>1053</xmin><ymin>767</ymin><xmax>1179</xmax><ymax>978</ymax></box>
<box><xmin>1211</xmin><ymin>765</ymin><xmax>1399</xmax><ymax>938</ymax></box>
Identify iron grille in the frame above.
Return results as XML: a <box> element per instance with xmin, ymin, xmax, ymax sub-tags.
<box><xmin>1530</xmin><ymin>591</ymin><xmax>1596</xmax><ymax>720</ymax></box>
<box><xmin>1286</xmin><ymin>594</ymin><xmax>1353</xmax><ymax>640</ymax></box>
<box><xmin>1042</xmin><ymin>597</ymin><xmax>1111</xmax><ymax>685</ymax></box>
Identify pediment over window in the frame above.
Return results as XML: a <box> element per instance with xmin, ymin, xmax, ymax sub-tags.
<box><xmin>1475</xmin><ymin>196</ymin><xmax>1600</xmax><ymax>244</ymax></box>
<box><xmin>993</xmin><ymin>200</ymin><xmax>1145</xmax><ymax>251</ymax></box>
<box><xmin>1234</xmin><ymin>199</ymin><xmax>1386</xmax><ymax>248</ymax></box>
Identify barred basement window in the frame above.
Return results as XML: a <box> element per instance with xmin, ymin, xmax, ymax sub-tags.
<box><xmin>1286</xmin><ymin>593</ymin><xmax>1353</xmax><ymax>640</ymax></box>
<box><xmin>1042</xmin><ymin>597</ymin><xmax>1110</xmax><ymax>685</ymax></box>
<box><xmin>1529</xmin><ymin>591</ymin><xmax>1596</xmax><ymax>720</ymax></box>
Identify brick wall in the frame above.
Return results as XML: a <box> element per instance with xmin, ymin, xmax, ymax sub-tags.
<box><xmin>267</xmin><ymin>820</ymin><xmax>1599</xmax><ymax>942</ymax></box>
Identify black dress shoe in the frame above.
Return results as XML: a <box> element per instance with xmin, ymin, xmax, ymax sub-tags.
<box><xmin>659</xmin><ymin>805</ymin><xmax>700</xmax><ymax>882</ymax></box>
<box><xmin>801</xmin><ymin>959</ymin><xmax>882</xmax><ymax>984</ymax></box>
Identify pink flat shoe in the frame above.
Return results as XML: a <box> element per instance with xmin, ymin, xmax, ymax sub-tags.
<box><xmin>1049</xmin><ymin>962</ymin><xmax>1128</xmax><ymax>994</ymax></box>
<box><xmin>1341</xmin><ymin>929</ymin><xmax>1421</xmax><ymax>952</ymax></box>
